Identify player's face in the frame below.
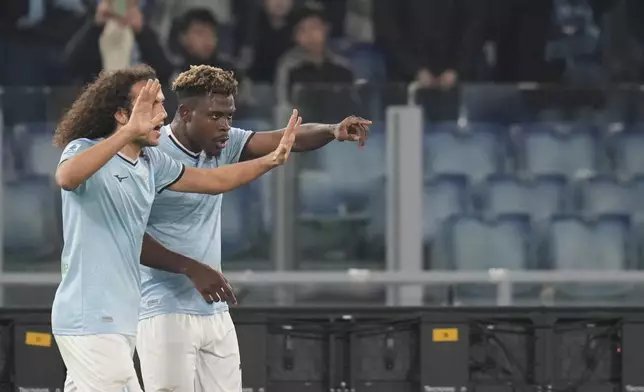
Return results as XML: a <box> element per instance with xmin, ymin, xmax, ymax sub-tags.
<box><xmin>295</xmin><ymin>17</ymin><xmax>327</xmax><ymax>53</ymax></box>
<box><xmin>181</xmin><ymin>22</ymin><xmax>217</xmax><ymax>60</ymax></box>
<box><xmin>188</xmin><ymin>94</ymin><xmax>235</xmax><ymax>157</ymax></box>
<box><xmin>129</xmin><ymin>81</ymin><xmax>167</xmax><ymax>147</ymax></box>
<box><xmin>264</xmin><ymin>0</ymin><xmax>293</xmax><ymax>18</ymax></box>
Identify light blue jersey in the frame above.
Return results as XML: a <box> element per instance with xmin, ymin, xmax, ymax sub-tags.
<box><xmin>51</xmin><ymin>138</ymin><xmax>185</xmax><ymax>337</ymax></box>
<box><xmin>139</xmin><ymin>125</ymin><xmax>253</xmax><ymax>320</ymax></box>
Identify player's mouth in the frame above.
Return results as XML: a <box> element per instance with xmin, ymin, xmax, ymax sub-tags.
<box><xmin>153</xmin><ymin>125</ymin><xmax>162</xmax><ymax>132</ymax></box>
<box><xmin>214</xmin><ymin>137</ymin><xmax>229</xmax><ymax>149</ymax></box>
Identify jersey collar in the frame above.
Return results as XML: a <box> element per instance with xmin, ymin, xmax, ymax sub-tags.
<box><xmin>167</xmin><ymin>125</ymin><xmax>200</xmax><ymax>159</ymax></box>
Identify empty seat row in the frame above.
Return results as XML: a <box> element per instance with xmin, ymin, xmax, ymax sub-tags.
<box><xmin>425</xmin><ymin>122</ymin><xmax>644</xmax><ymax>180</ymax></box>
<box><xmin>363</xmin><ymin>173</ymin><xmax>644</xmax><ymax>246</ymax></box>
<box><xmin>437</xmin><ymin>213</ymin><xmax>636</xmax><ymax>299</ymax></box>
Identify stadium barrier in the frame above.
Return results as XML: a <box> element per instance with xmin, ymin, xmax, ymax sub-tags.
<box><xmin>6</xmin><ymin>306</ymin><xmax>644</xmax><ymax>392</ymax></box>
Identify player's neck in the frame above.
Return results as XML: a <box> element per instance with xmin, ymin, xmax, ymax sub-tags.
<box><xmin>120</xmin><ymin>143</ymin><xmax>142</xmax><ymax>161</ymax></box>
<box><xmin>170</xmin><ymin>119</ymin><xmax>201</xmax><ymax>154</ymax></box>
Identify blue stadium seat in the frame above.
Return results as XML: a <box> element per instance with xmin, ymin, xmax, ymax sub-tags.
<box><xmin>318</xmin><ymin>122</ymin><xmax>386</xmax><ymax>181</ymax></box>
<box><xmin>298</xmin><ymin>172</ymin><xmax>351</xmax><ymax>216</ymax></box>
<box><xmin>2</xmin><ymin>131</ymin><xmax>18</xmax><ymax>182</ymax></box>
<box><xmin>221</xmin><ymin>186</ymin><xmax>253</xmax><ymax>258</ymax></box>
<box><xmin>17</xmin><ymin>122</ymin><xmax>60</xmax><ymax>177</ymax></box>
<box><xmin>3</xmin><ymin>175</ymin><xmax>58</xmax><ymax>258</ymax></box>
<box><xmin>302</xmin><ymin>123</ymin><xmax>386</xmax><ymax>216</ymax></box>
<box><xmin>423</xmin><ymin>174</ymin><xmax>469</xmax><ymax>243</ymax></box>
<box><xmin>234</xmin><ymin>119</ymin><xmax>272</xmax><ymax>133</ymax></box>
<box><xmin>443</xmin><ymin>214</ymin><xmax>533</xmax><ymax>300</ymax></box>
<box><xmin>548</xmin><ymin>214</ymin><xmax>634</xmax><ymax>298</ymax></box>
<box><xmin>629</xmin><ymin>175</ymin><xmax>644</xmax><ymax>220</ymax></box>
<box><xmin>484</xmin><ymin>174</ymin><xmax>568</xmax><ymax>222</ymax></box>
<box><xmin>613</xmin><ymin>128</ymin><xmax>644</xmax><ymax>177</ymax></box>
<box><xmin>424</xmin><ymin>123</ymin><xmax>502</xmax><ymax>183</ymax></box>
<box><xmin>579</xmin><ymin>175</ymin><xmax>633</xmax><ymax>216</ymax></box>
<box><xmin>446</xmin><ymin>214</ymin><xmax>532</xmax><ymax>271</ymax></box>
<box><xmin>521</xmin><ymin>124</ymin><xmax>597</xmax><ymax>177</ymax></box>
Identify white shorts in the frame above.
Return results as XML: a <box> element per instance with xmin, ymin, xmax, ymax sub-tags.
<box><xmin>55</xmin><ymin>334</ymin><xmax>143</xmax><ymax>392</ymax></box>
<box><xmin>137</xmin><ymin>312</ymin><xmax>241</xmax><ymax>392</ymax></box>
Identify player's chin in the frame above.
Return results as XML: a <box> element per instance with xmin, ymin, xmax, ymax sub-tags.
<box><xmin>145</xmin><ymin>129</ymin><xmax>162</xmax><ymax>146</ymax></box>
<box><xmin>204</xmin><ymin>147</ymin><xmax>222</xmax><ymax>157</ymax></box>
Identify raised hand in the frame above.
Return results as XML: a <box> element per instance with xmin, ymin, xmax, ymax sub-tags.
<box><xmin>333</xmin><ymin>115</ymin><xmax>372</xmax><ymax>148</ymax></box>
<box><xmin>122</xmin><ymin>79</ymin><xmax>165</xmax><ymax>141</ymax></box>
<box><xmin>270</xmin><ymin>109</ymin><xmax>301</xmax><ymax>166</ymax></box>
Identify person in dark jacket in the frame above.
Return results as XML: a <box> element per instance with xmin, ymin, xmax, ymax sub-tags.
<box><xmin>275</xmin><ymin>4</ymin><xmax>354</xmax><ymax>104</ymax></box>
<box><xmin>64</xmin><ymin>0</ymin><xmax>172</xmax><ymax>85</ymax></box>
<box><xmin>167</xmin><ymin>8</ymin><xmax>238</xmax><ymax>78</ymax></box>
<box><xmin>373</xmin><ymin>0</ymin><xmax>487</xmax><ymax>88</ymax></box>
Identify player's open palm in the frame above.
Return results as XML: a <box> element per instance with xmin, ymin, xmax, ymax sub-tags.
<box><xmin>125</xmin><ymin>79</ymin><xmax>165</xmax><ymax>140</ymax></box>
<box><xmin>271</xmin><ymin>109</ymin><xmax>301</xmax><ymax>166</ymax></box>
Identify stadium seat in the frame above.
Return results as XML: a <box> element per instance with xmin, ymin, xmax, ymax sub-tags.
<box><xmin>446</xmin><ymin>214</ymin><xmax>532</xmax><ymax>271</ymax></box>
<box><xmin>613</xmin><ymin>128</ymin><xmax>644</xmax><ymax>177</ymax></box>
<box><xmin>548</xmin><ymin>214</ymin><xmax>634</xmax><ymax>299</ymax></box>
<box><xmin>234</xmin><ymin>119</ymin><xmax>272</xmax><ymax>133</ymax></box>
<box><xmin>578</xmin><ymin>175</ymin><xmax>633</xmax><ymax>216</ymax></box>
<box><xmin>221</xmin><ymin>187</ymin><xmax>253</xmax><ymax>259</ymax></box>
<box><xmin>484</xmin><ymin>174</ymin><xmax>568</xmax><ymax>222</ymax></box>
<box><xmin>19</xmin><ymin>122</ymin><xmax>60</xmax><ymax>177</ymax></box>
<box><xmin>3</xmin><ymin>175</ymin><xmax>59</xmax><ymax>260</ymax></box>
<box><xmin>629</xmin><ymin>175</ymin><xmax>644</xmax><ymax>220</ymax></box>
<box><xmin>319</xmin><ymin>122</ymin><xmax>386</xmax><ymax>180</ymax></box>
<box><xmin>423</xmin><ymin>174</ymin><xmax>469</xmax><ymax>243</ymax></box>
<box><xmin>520</xmin><ymin>124</ymin><xmax>597</xmax><ymax>177</ymax></box>
<box><xmin>443</xmin><ymin>214</ymin><xmax>533</xmax><ymax>300</ymax></box>
<box><xmin>424</xmin><ymin>123</ymin><xmax>502</xmax><ymax>183</ymax></box>
<box><xmin>302</xmin><ymin>122</ymin><xmax>386</xmax><ymax>216</ymax></box>
<box><xmin>2</xmin><ymin>131</ymin><xmax>18</xmax><ymax>182</ymax></box>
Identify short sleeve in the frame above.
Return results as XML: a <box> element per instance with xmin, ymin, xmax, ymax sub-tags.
<box><xmin>221</xmin><ymin>127</ymin><xmax>254</xmax><ymax>164</ymax></box>
<box><xmin>59</xmin><ymin>139</ymin><xmax>93</xmax><ymax>165</ymax></box>
<box><xmin>145</xmin><ymin>147</ymin><xmax>186</xmax><ymax>194</ymax></box>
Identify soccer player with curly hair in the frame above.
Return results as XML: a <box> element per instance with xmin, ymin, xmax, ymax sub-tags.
<box><xmin>51</xmin><ymin>64</ymin><xmax>300</xmax><ymax>391</ymax></box>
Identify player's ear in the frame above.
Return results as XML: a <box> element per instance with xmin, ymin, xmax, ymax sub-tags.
<box><xmin>178</xmin><ymin>103</ymin><xmax>193</xmax><ymax>123</ymax></box>
<box><xmin>114</xmin><ymin>108</ymin><xmax>129</xmax><ymax>126</ymax></box>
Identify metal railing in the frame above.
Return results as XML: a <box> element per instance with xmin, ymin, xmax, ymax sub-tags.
<box><xmin>3</xmin><ymin>269</ymin><xmax>644</xmax><ymax>306</ymax></box>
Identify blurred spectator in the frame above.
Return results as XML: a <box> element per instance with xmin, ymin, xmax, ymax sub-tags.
<box><xmin>343</xmin><ymin>0</ymin><xmax>374</xmax><ymax>46</ymax></box>
<box><xmin>602</xmin><ymin>0</ymin><xmax>642</xmax><ymax>83</ymax></box>
<box><xmin>275</xmin><ymin>4</ymin><xmax>354</xmax><ymax>104</ymax></box>
<box><xmin>64</xmin><ymin>0</ymin><xmax>172</xmax><ymax>85</ymax></box>
<box><xmin>167</xmin><ymin>8</ymin><xmax>239</xmax><ymax>79</ymax></box>
<box><xmin>374</xmin><ymin>0</ymin><xmax>487</xmax><ymax>88</ymax></box>
<box><xmin>1</xmin><ymin>0</ymin><xmax>85</xmax><ymax>85</ymax></box>
<box><xmin>147</xmin><ymin>0</ymin><xmax>232</xmax><ymax>49</ymax></box>
<box><xmin>244</xmin><ymin>0</ymin><xmax>296</xmax><ymax>83</ymax></box>
<box><xmin>489</xmin><ymin>0</ymin><xmax>553</xmax><ymax>82</ymax></box>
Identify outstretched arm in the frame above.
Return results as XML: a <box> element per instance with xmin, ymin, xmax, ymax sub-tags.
<box><xmin>239</xmin><ymin>116</ymin><xmax>372</xmax><ymax>161</ymax></box>
<box><xmin>169</xmin><ymin>110</ymin><xmax>301</xmax><ymax>194</ymax></box>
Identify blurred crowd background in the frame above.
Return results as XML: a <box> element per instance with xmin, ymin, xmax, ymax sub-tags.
<box><xmin>6</xmin><ymin>0</ymin><xmax>644</xmax><ymax>89</ymax></box>
<box><xmin>4</xmin><ymin>0</ymin><xmax>644</xmax><ymax>308</ymax></box>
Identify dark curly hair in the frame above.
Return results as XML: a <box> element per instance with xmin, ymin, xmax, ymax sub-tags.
<box><xmin>53</xmin><ymin>64</ymin><xmax>157</xmax><ymax>148</ymax></box>
<box><xmin>172</xmin><ymin>65</ymin><xmax>238</xmax><ymax>101</ymax></box>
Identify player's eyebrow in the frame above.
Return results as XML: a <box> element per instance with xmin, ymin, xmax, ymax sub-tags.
<box><xmin>209</xmin><ymin>109</ymin><xmax>236</xmax><ymax>116</ymax></box>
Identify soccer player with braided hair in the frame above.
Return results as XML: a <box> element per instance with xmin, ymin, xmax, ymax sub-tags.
<box><xmin>136</xmin><ymin>64</ymin><xmax>371</xmax><ymax>392</ymax></box>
